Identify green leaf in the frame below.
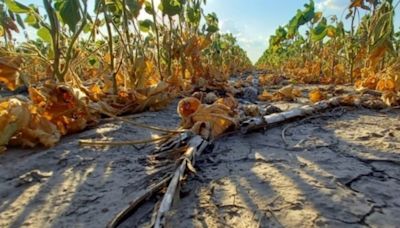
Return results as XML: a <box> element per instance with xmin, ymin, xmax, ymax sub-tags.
<box><xmin>58</xmin><ymin>0</ymin><xmax>82</xmax><ymax>33</ymax></box>
<box><xmin>94</xmin><ymin>0</ymin><xmax>102</xmax><ymax>12</ymax></box>
<box><xmin>83</xmin><ymin>22</ymin><xmax>92</xmax><ymax>33</ymax></box>
<box><xmin>37</xmin><ymin>27</ymin><xmax>52</xmax><ymax>44</ymax></box>
<box><xmin>126</xmin><ymin>0</ymin><xmax>143</xmax><ymax>18</ymax></box>
<box><xmin>311</xmin><ymin>18</ymin><xmax>327</xmax><ymax>42</ymax></box>
<box><xmin>105</xmin><ymin>0</ymin><xmax>123</xmax><ymax>14</ymax></box>
<box><xmin>287</xmin><ymin>0</ymin><xmax>315</xmax><ymax>38</ymax></box>
<box><xmin>16</xmin><ymin>14</ymin><xmax>25</xmax><ymax>29</ymax></box>
<box><xmin>159</xmin><ymin>0</ymin><xmax>184</xmax><ymax>17</ymax></box>
<box><xmin>0</xmin><ymin>25</ymin><xmax>4</xmax><ymax>37</ymax></box>
<box><xmin>144</xmin><ymin>1</ymin><xmax>153</xmax><ymax>14</ymax></box>
<box><xmin>301</xmin><ymin>0</ymin><xmax>315</xmax><ymax>23</ymax></box>
<box><xmin>186</xmin><ymin>7</ymin><xmax>201</xmax><ymax>24</ymax></box>
<box><xmin>24</xmin><ymin>13</ymin><xmax>37</xmax><ymax>25</ymax></box>
<box><xmin>313</xmin><ymin>11</ymin><xmax>322</xmax><ymax>23</ymax></box>
<box><xmin>205</xmin><ymin>13</ymin><xmax>219</xmax><ymax>33</ymax></box>
<box><xmin>5</xmin><ymin>0</ymin><xmax>30</xmax><ymax>13</ymax></box>
<box><xmin>139</xmin><ymin>19</ymin><xmax>154</xmax><ymax>32</ymax></box>
<box><xmin>88</xmin><ymin>56</ymin><xmax>99</xmax><ymax>67</ymax></box>
<box><xmin>8</xmin><ymin>10</ymin><xmax>16</xmax><ymax>21</ymax></box>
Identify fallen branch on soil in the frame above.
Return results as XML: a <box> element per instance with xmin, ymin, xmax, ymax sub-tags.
<box><xmin>240</xmin><ymin>94</ymin><xmax>387</xmax><ymax>133</ymax></box>
<box><xmin>106</xmin><ymin>175</ymin><xmax>173</xmax><ymax>228</ymax></box>
<box><xmin>154</xmin><ymin>135</ymin><xmax>208</xmax><ymax>228</ymax></box>
<box><xmin>107</xmin><ymin>134</ymin><xmax>208</xmax><ymax>228</ymax></box>
<box><xmin>240</xmin><ymin>96</ymin><xmax>344</xmax><ymax>133</ymax></box>
<box><xmin>79</xmin><ymin>133</ymin><xmax>177</xmax><ymax>146</ymax></box>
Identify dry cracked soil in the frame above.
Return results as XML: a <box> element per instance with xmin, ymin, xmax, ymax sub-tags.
<box><xmin>1</xmin><ymin>84</ymin><xmax>400</xmax><ymax>228</ymax></box>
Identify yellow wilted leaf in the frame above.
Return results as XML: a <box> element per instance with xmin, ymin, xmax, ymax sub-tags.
<box><xmin>292</xmin><ymin>88</ymin><xmax>302</xmax><ymax>97</ymax></box>
<box><xmin>178</xmin><ymin>97</ymin><xmax>201</xmax><ymax>117</ymax></box>
<box><xmin>368</xmin><ymin>44</ymin><xmax>388</xmax><ymax>69</ymax></box>
<box><xmin>0</xmin><ymin>57</ymin><xmax>21</xmax><ymax>91</ymax></box>
<box><xmin>309</xmin><ymin>88</ymin><xmax>326</xmax><ymax>103</ymax></box>
<box><xmin>10</xmin><ymin>108</ymin><xmax>60</xmax><ymax>148</ymax></box>
<box><xmin>326</xmin><ymin>27</ymin><xmax>336</xmax><ymax>38</ymax></box>
<box><xmin>198</xmin><ymin>35</ymin><xmax>212</xmax><ymax>49</ymax></box>
<box><xmin>89</xmin><ymin>84</ymin><xmax>104</xmax><ymax>101</ymax></box>
<box><xmin>0</xmin><ymin>98</ymin><xmax>31</xmax><ymax>147</ymax></box>
<box><xmin>178</xmin><ymin>97</ymin><xmax>238</xmax><ymax>139</ymax></box>
<box><xmin>29</xmin><ymin>84</ymin><xmax>92</xmax><ymax>135</ymax></box>
<box><xmin>258</xmin><ymin>74</ymin><xmax>283</xmax><ymax>86</ymax></box>
<box><xmin>103</xmin><ymin>53</ymin><xmax>112</xmax><ymax>65</ymax></box>
<box><xmin>214</xmin><ymin>95</ymin><xmax>238</xmax><ymax>110</ymax></box>
<box><xmin>271</xmin><ymin>85</ymin><xmax>298</xmax><ymax>101</ymax></box>
<box><xmin>381</xmin><ymin>91</ymin><xmax>399</xmax><ymax>107</ymax></box>
<box><xmin>363</xmin><ymin>75</ymin><xmax>379</xmax><ymax>89</ymax></box>
<box><xmin>258</xmin><ymin>74</ymin><xmax>268</xmax><ymax>86</ymax></box>
<box><xmin>246</xmin><ymin>75</ymin><xmax>254</xmax><ymax>85</ymax></box>
<box><xmin>376</xmin><ymin>79</ymin><xmax>396</xmax><ymax>92</ymax></box>
<box><xmin>136</xmin><ymin>60</ymin><xmax>159</xmax><ymax>90</ymax></box>
<box><xmin>355</xmin><ymin>79</ymin><xmax>363</xmax><ymax>90</ymax></box>
<box><xmin>258</xmin><ymin>90</ymin><xmax>273</xmax><ymax>101</ymax></box>
<box><xmin>191</xmin><ymin>104</ymin><xmax>238</xmax><ymax>138</ymax></box>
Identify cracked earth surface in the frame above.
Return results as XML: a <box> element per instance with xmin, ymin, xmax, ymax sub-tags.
<box><xmin>166</xmin><ymin>106</ymin><xmax>400</xmax><ymax>228</ymax></box>
<box><xmin>0</xmin><ymin>87</ymin><xmax>400</xmax><ymax>228</ymax></box>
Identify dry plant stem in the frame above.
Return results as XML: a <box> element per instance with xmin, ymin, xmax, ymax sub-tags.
<box><xmin>106</xmin><ymin>176</ymin><xmax>173</xmax><ymax>228</ymax></box>
<box><xmin>154</xmin><ymin>135</ymin><xmax>208</xmax><ymax>228</ymax></box>
<box><xmin>241</xmin><ymin>96</ymin><xmax>343</xmax><ymax>133</ymax></box>
<box><xmin>122</xmin><ymin>0</ymin><xmax>134</xmax><ymax>64</ymax></box>
<box><xmin>79</xmin><ymin>133</ymin><xmax>176</xmax><ymax>146</ymax></box>
<box><xmin>151</xmin><ymin>0</ymin><xmax>163</xmax><ymax>79</ymax></box>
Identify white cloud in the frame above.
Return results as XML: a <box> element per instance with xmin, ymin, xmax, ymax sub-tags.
<box><xmin>237</xmin><ymin>36</ymin><xmax>267</xmax><ymax>63</ymax></box>
<box><xmin>220</xmin><ymin>19</ymin><xmax>243</xmax><ymax>37</ymax></box>
<box><xmin>218</xmin><ymin>20</ymin><xmax>268</xmax><ymax>63</ymax></box>
<box><xmin>316</xmin><ymin>0</ymin><xmax>348</xmax><ymax>11</ymax></box>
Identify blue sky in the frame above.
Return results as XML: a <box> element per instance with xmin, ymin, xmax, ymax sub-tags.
<box><xmin>203</xmin><ymin>0</ymin><xmax>400</xmax><ymax>62</ymax></box>
<box><xmin>14</xmin><ymin>0</ymin><xmax>400</xmax><ymax>63</ymax></box>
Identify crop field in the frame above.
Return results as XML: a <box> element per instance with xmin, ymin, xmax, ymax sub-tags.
<box><xmin>0</xmin><ymin>0</ymin><xmax>399</xmax><ymax>227</ymax></box>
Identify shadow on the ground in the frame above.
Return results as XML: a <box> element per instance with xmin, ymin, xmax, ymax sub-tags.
<box><xmin>0</xmin><ymin>104</ymin><xmax>181</xmax><ymax>228</ymax></box>
<box><xmin>165</xmin><ymin>107</ymin><xmax>400</xmax><ymax>227</ymax></box>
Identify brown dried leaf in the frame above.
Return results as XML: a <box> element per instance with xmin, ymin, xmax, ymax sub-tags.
<box><xmin>0</xmin><ymin>57</ymin><xmax>22</xmax><ymax>91</ymax></box>
<box><xmin>309</xmin><ymin>88</ymin><xmax>326</xmax><ymax>103</ymax></box>
<box><xmin>10</xmin><ymin>107</ymin><xmax>60</xmax><ymax>148</ymax></box>
<box><xmin>29</xmin><ymin>84</ymin><xmax>92</xmax><ymax>135</ymax></box>
<box><xmin>258</xmin><ymin>90</ymin><xmax>273</xmax><ymax>101</ymax></box>
<box><xmin>381</xmin><ymin>91</ymin><xmax>399</xmax><ymax>107</ymax></box>
<box><xmin>0</xmin><ymin>98</ymin><xmax>31</xmax><ymax>147</ymax></box>
<box><xmin>271</xmin><ymin>85</ymin><xmax>299</xmax><ymax>101</ymax></box>
<box><xmin>178</xmin><ymin>97</ymin><xmax>238</xmax><ymax>138</ymax></box>
<box><xmin>376</xmin><ymin>78</ymin><xmax>396</xmax><ymax>92</ymax></box>
<box><xmin>177</xmin><ymin>97</ymin><xmax>201</xmax><ymax>118</ymax></box>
